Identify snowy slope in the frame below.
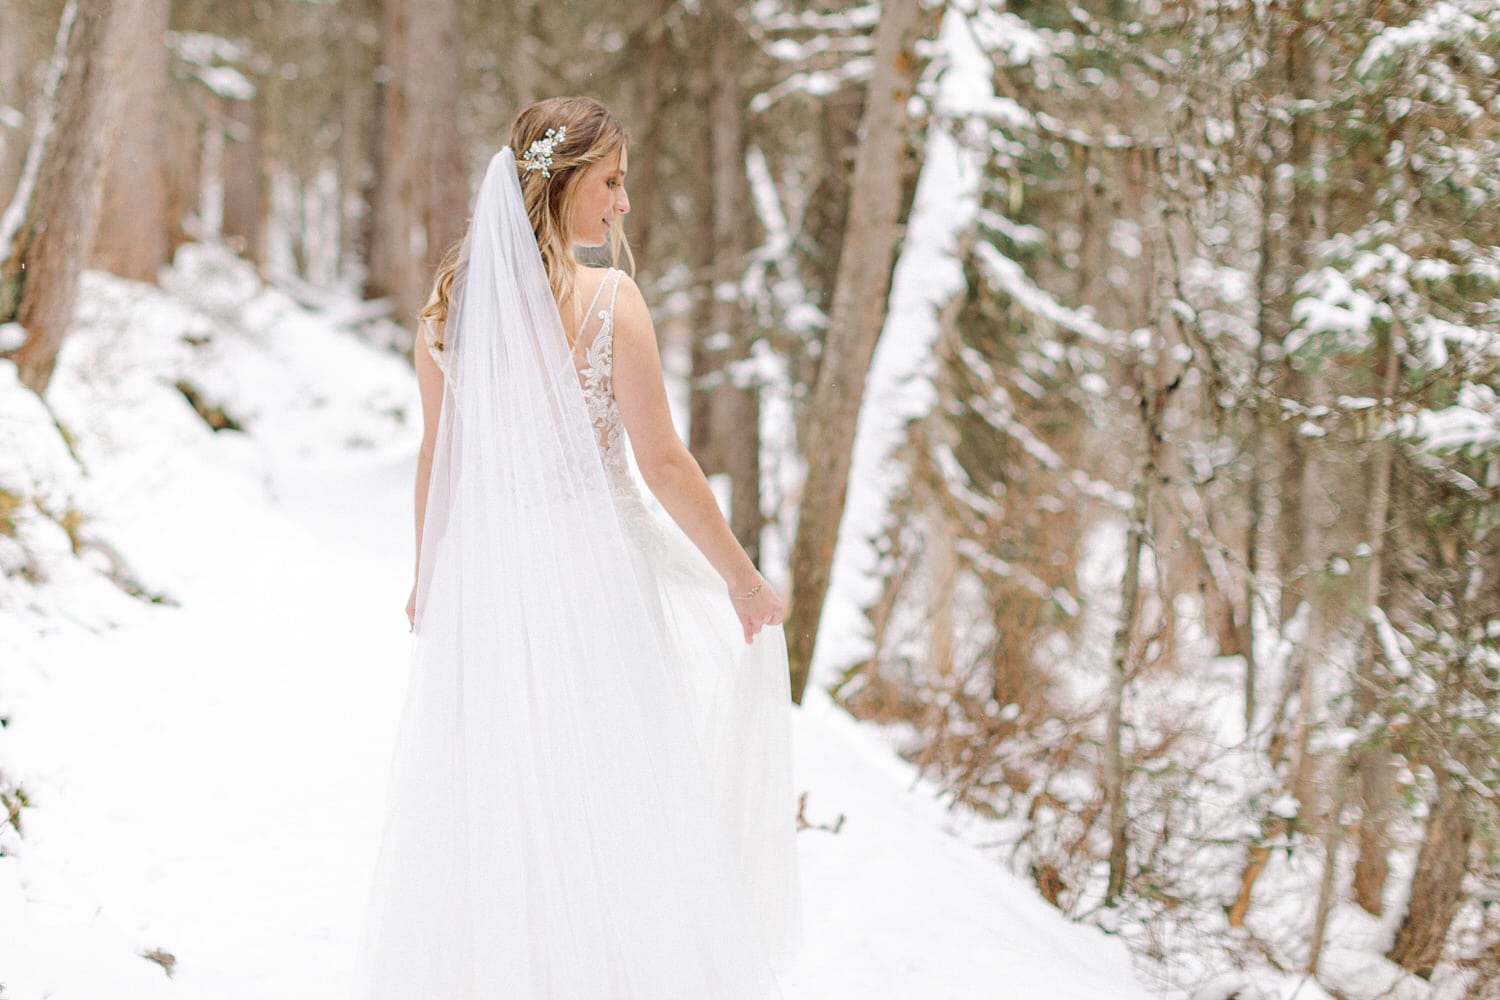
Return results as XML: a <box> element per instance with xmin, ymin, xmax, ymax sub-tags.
<box><xmin>0</xmin><ymin>248</ymin><xmax>1156</xmax><ymax>999</ymax></box>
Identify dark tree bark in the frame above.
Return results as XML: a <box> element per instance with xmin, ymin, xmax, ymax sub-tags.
<box><xmin>214</xmin><ymin>0</ymin><xmax>263</xmax><ymax>263</ymax></box>
<box><xmin>365</xmin><ymin>0</ymin><xmax>467</xmax><ymax>325</ymax></box>
<box><xmin>686</xmin><ymin>13</ymin><xmax>719</xmax><ymax>473</ymax></box>
<box><xmin>804</xmin><ymin>84</ymin><xmax>864</xmax><ymax>328</ymax></box>
<box><xmin>1388</xmin><ymin>780</ymin><xmax>1474</xmax><ymax>979</ymax></box>
<box><xmin>623</xmin><ymin>0</ymin><xmax>674</xmax><ymax>270</ymax></box>
<box><xmin>784</xmin><ymin>0</ymin><xmax>937</xmax><ymax>702</ymax></box>
<box><xmin>91</xmin><ymin>0</ymin><xmax>170</xmax><ymax>281</ymax></box>
<box><xmin>703</xmin><ymin>0</ymin><xmax>762</xmax><ymax>562</ymax></box>
<box><xmin>219</xmin><ymin>91</ymin><xmax>262</xmax><ymax>260</ymax></box>
<box><xmin>1</xmin><ymin>0</ymin><xmax>136</xmax><ymax>394</ymax></box>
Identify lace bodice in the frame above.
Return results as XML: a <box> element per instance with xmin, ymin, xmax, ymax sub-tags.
<box><xmin>571</xmin><ymin>268</ymin><xmax>635</xmax><ymax>497</ymax></box>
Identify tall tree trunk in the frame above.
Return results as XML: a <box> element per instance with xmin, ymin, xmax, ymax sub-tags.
<box><xmin>804</xmin><ymin>82</ymin><xmax>864</xmax><ymax>349</ymax></box>
<box><xmin>91</xmin><ymin>0</ymin><xmax>169</xmax><ymax>281</ymax></box>
<box><xmin>220</xmin><ymin>94</ymin><xmax>262</xmax><ymax>260</ymax></box>
<box><xmin>785</xmin><ymin>0</ymin><xmax>936</xmax><ymax>702</ymax></box>
<box><xmin>1273</xmin><ymin>13</ymin><xmax>1321</xmax><ymax>625</ymax></box>
<box><xmin>704</xmin><ymin>0</ymin><xmax>762</xmax><ymax>561</ymax></box>
<box><xmin>164</xmin><ymin>55</ymin><xmax>203</xmax><ymax>255</ymax></box>
<box><xmin>0</xmin><ymin>1</ymin><xmax>28</xmax><ymax>204</ymax></box>
<box><xmin>1307</xmin><ymin>759</ymin><xmax>1353</xmax><ymax>974</ymax></box>
<box><xmin>1230</xmin><ymin>10</ymin><xmax>1329</xmax><ymax>921</ymax></box>
<box><xmin>334</xmin><ymin>0</ymin><xmax>378</xmax><ymax>283</ymax></box>
<box><xmin>624</xmin><ymin>0</ymin><xmax>673</xmax><ymax>272</ymax></box>
<box><xmin>1</xmin><ymin>0</ymin><xmax>135</xmax><ymax>395</ymax></box>
<box><xmin>215</xmin><ymin>0</ymin><xmax>263</xmax><ymax>264</ymax></box>
<box><xmin>1351</xmin><ymin>315</ymin><xmax>1402</xmax><ymax>915</ymax></box>
<box><xmin>687</xmin><ymin>11</ymin><xmax>720</xmax><ymax>473</ymax></box>
<box><xmin>1104</xmin><ymin>456</ymin><xmax>1148</xmax><ymax>905</ymax></box>
<box><xmin>365</xmin><ymin>0</ymin><xmax>466</xmax><ymax>325</ymax></box>
<box><xmin>1388</xmin><ymin>780</ymin><xmax>1473</xmax><ymax>979</ymax></box>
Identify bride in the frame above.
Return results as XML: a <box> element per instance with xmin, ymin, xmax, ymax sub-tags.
<box><xmin>353</xmin><ymin>96</ymin><xmax>803</xmax><ymax>998</ymax></box>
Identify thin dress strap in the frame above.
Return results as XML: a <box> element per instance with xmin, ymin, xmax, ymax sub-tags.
<box><xmin>581</xmin><ymin>270</ymin><xmax>612</xmax><ymax>321</ymax></box>
<box><xmin>604</xmin><ymin>267</ymin><xmax>623</xmax><ymax>320</ymax></box>
<box><xmin>572</xmin><ymin>268</ymin><xmax>620</xmax><ymax>356</ymax></box>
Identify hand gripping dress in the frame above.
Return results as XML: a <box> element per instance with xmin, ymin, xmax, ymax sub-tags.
<box><xmin>353</xmin><ymin>266</ymin><xmax>802</xmax><ymax>1000</ymax></box>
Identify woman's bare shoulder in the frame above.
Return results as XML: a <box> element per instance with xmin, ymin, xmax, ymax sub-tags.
<box><xmin>610</xmin><ymin>273</ymin><xmax>656</xmax><ymax>347</ymax></box>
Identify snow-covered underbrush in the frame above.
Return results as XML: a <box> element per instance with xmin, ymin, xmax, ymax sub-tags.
<box><xmin>1</xmin><ymin>244</ymin><xmax>415</xmax><ymax>623</ymax></box>
<box><xmin>0</xmin><ymin>244</ymin><xmax>418</xmax><ymax>997</ymax></box>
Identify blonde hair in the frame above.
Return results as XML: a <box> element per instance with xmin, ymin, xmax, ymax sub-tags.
<box><xmin>419</xmin><ymin>97</ymin><xmax>634</xmax><ymax>350</ymax></box>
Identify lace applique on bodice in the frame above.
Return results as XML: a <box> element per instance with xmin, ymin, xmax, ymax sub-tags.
<box><xmin>572</xmin><ymin>268</ymin><xmax>636</xmax><ymax>499</ymax></box>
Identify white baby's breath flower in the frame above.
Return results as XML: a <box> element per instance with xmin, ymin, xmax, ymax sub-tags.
<box><xmin>521</xmin><ymin>126</ymin><xmax>566</xmax><ymax>178</ymax></box>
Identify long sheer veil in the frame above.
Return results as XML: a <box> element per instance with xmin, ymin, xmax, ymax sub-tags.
<box><xmin>352</xmin><ymin>148</ymin><xmax>793</xmax><ymax>998</ymax></box>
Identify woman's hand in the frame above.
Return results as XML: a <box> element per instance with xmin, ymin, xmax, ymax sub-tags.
<box><xmin>406</xmin><ymin>582</ymin><xmax>417</xmax><ymax>632</ymax></box>
<box><xmin>730</xmin><ymin>573</ymin><xmax>786</xmax><ymax>644</ymax></box>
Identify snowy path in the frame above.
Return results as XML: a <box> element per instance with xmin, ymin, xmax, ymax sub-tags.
<box><xmin>3</xmin><ymin>445</ymin><xmax>1155</xmax><ymax>999</ymax></box>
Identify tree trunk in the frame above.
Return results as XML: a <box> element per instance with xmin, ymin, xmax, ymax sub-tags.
<box><xmin>91</xmin><ymin>0</ymin><xmax>169</xmax><ymax>281</ymax></box>
<box><xmin>704</xmin><ymin>0</ymin><xmax>762</xmax><ymax>561</ymax></box>
<box><xmin>164</xmin><ymin>50</ymin><xmax>204</xmax><ymax>255</ymax></box>
<box><xmin>333</xmin><ymin>0</ymin><xmax>378</xmax><ymax>284</ymax></box>
<box><xmin>804</xmin><ymin>82</ymin><xmax>864</xmax><ymax>353</ymax></box>
<box><xmin>1388</xmin><ymin>780</ymin><xmax>1473</xmax><ymax>979</ymax></box>
<box><xmin>0</xmin><ymin>1</ymin><xmax>28</xmax><ymax>204</ymax></box>
<box><xmin>220</xmin><ymin>94</ymin><xmax>262</xmax><ymax>260</ymax></box>
<box><xmin>365</xmin><ymin>0</ymin><xmax>466</xmax><ymax>325</ymax></box>
<box><xmin>1230</xmin><ymin>9</ymin><xmax>1329</xmax><ymax>921</ymax></box>
<box><xmin>785</xmin><ymin>0</ymin><xmax>935</xmax><ymax>702</ymax></box>
<box><xmin>216</xmin><ymin>0</ymin><xmax>263</xmax><ymax>264</ymax></box>
<box><xmin>1104</xmin><ymin>464</ymin><xmax>1147</xmax><ymax>905</ymax></box>
<box><xmin>1</xmin><ymin>0</ymin><xmax>135</xmax><ymax>395</ymax></box>
<box><xmin>1307</xmin><ymin>759</ymin><xmax>1353</xmax><ymax>974</ymax></box>
<box><xmin>686</xmin><ymin>9</ymin><xmax>720</xmax><ymax>473</ymax></box>
<box><xmin>624</xmin><ymin>0</ymin><xmax>673</xmax><ymax>268</ymax></box>
<box><xmin>1351</xmin><ymin>315</ymin><xmax>1402</xmax><ymax>915</ymax></box>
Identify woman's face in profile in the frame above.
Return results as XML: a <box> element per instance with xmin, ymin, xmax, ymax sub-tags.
<box><xmin>571</xmin><ymin>144</ymin><xmax>629</xmax><ymax>248</ymax></box>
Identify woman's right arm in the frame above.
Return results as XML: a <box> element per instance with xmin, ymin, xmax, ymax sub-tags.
<box><xmin>408</xmin><ymin>317</ymin><xmax>445</xmax><ymax>627</ymax></box>
<box><xmin>609</xmin><ymin>274</ymin><xmax>785</xmax><ymax>643</ymax></box>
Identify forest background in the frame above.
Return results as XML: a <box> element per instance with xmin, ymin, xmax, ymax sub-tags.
<box><xmin>1</xmin><ymin>0</ymin><xmax>1498</xmax><ymax>997</ymax></box>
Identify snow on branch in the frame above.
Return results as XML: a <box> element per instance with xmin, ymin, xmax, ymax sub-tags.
<box><xmin>1400</xmin><ymin>384</ymin><xmax>1500</xmax><ymax>456</ymax></box>
<box><xmin>1355</xmin><ymin>0</ymin><xmax>1500</xmax><ymax>80</ymax></box>
<box><xmin>972</xmin><ymin>240</ymin><xmax>1121</xmax><ymax>344</ymax></box>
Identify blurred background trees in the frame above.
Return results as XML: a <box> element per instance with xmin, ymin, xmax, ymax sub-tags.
<box><xmin>1</xmin><ymin>0</ymin><xmax>1497</xmax><ymax>994</ymax></box>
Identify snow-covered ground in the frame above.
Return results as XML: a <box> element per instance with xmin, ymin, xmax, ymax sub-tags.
<box><xmin>0</xmin><ymin>248</ymin><xmax>1155</xmax><ymax>999</ymax></box>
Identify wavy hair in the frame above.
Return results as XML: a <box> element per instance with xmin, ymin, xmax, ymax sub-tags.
<box><xmin>419</xmin><ymin>97</ymin><xmax>633</xmax><ymax>350</ymax></box>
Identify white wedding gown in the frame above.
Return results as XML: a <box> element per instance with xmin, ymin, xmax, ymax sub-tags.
<box><xmin>353</xmin><ymin>267</ymin><xmax>802</xmax><ymax>999</ymax></box>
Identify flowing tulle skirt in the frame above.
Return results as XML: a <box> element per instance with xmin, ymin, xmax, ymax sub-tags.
<box><xmin>352</xmin><ymin>494</ymin><xmax>802</xmax><ymax>999</ymax></box>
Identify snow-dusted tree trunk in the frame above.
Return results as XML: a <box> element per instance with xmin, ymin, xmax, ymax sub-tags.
<box><xmin>365</xmin><ymin>0</ymin><xmax>466</xmax><ymax>324</ymax></box>
<box><xmin>1</xmin><ymin>0</ymin><xmax>135</xmax><ymax>395</ymax></box>
<box><xmin>91</xmin><ymin>0</ymin><xmax>170</xmax><ymax>281</ymax></box>
<box><xmin>785</xmin><ymin>0</ymin><xmax>936</xmax><ymax>701</ymax></box>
